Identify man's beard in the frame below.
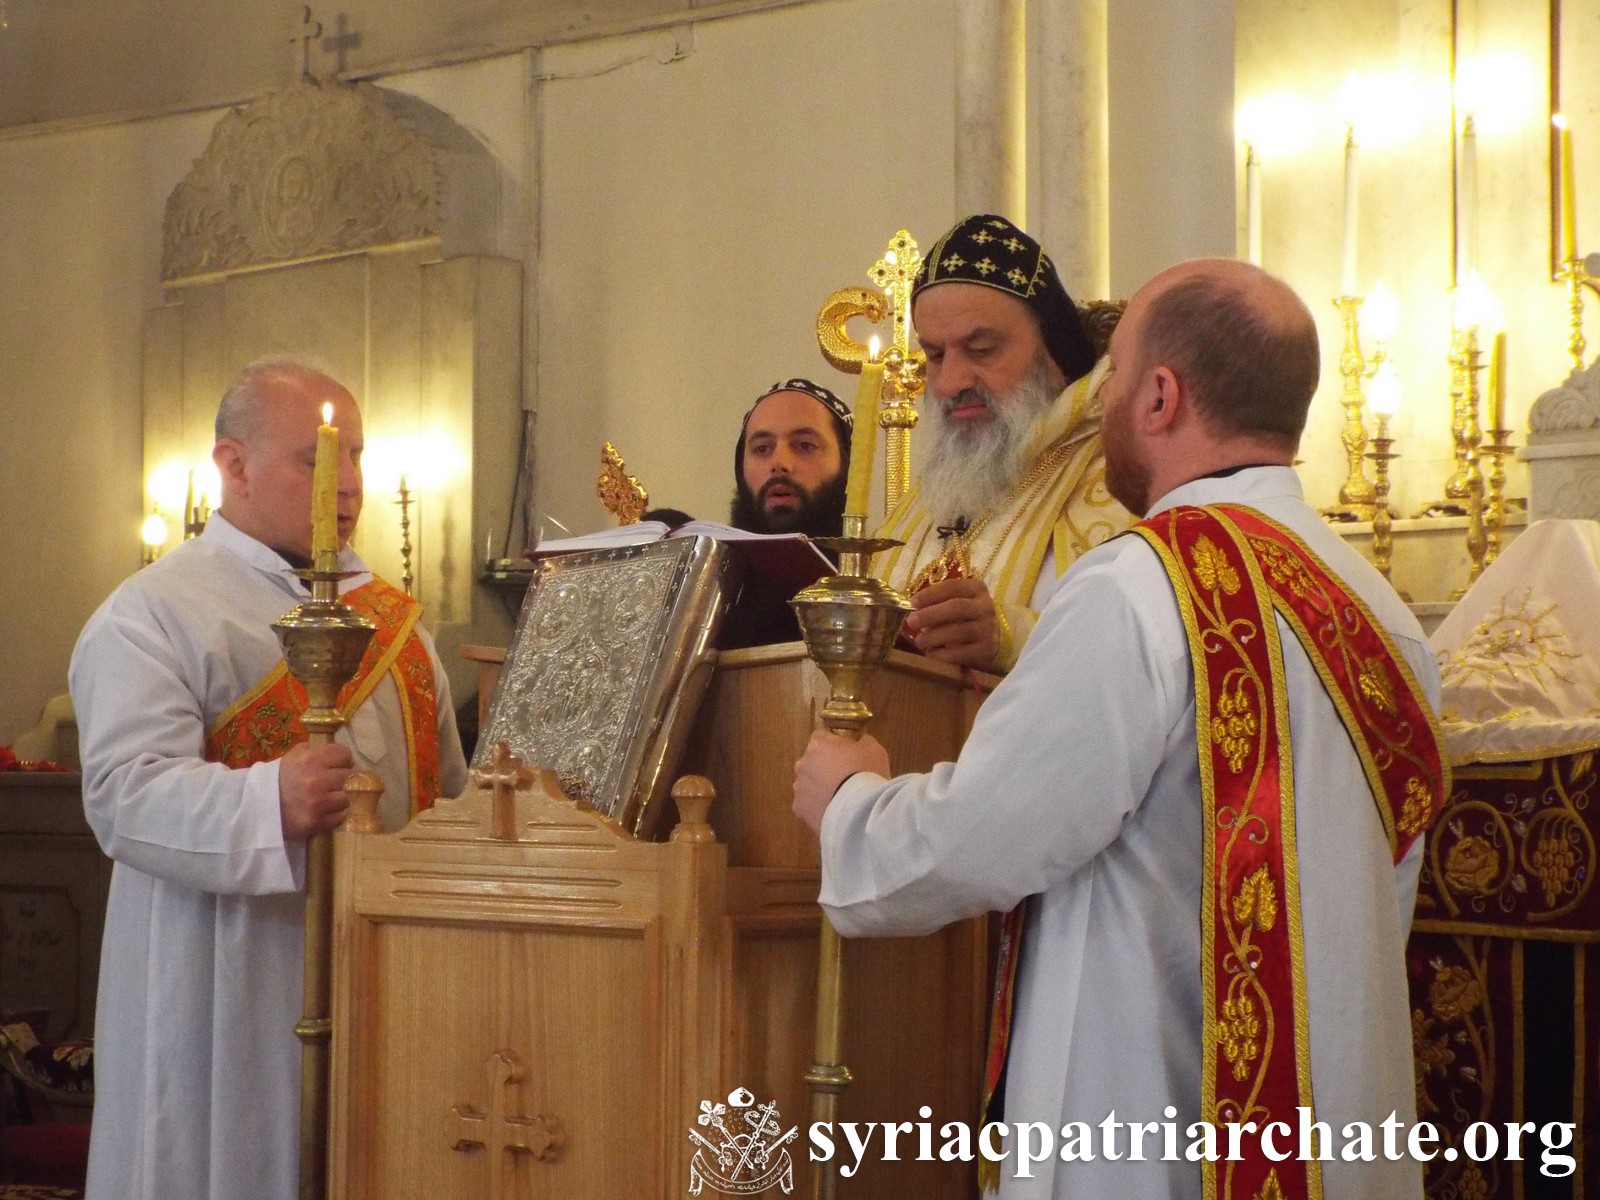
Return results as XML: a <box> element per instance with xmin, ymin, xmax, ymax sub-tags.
<box><xmin>1100</xmin><ymin>403</ymin><xmax>1153</xmax><ymax>516</ymax></box>
<box><xmin>729</xmin><ymin>470</ymin><xmax>848</xmax><ymax>537</ymax></box>
<box><xmin>917</xmin><ymin>356</ymin><xmax>1060</xmax><ymax>528</ymax></box>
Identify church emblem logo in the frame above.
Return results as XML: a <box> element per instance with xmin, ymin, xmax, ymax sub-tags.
<box><xmin>687</xmin><ymin>1086</ymin><xmax>798</xmax><ymax>1195</ymax></box>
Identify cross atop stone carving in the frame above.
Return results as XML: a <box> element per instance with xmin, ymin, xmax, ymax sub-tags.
<box><xmin>292</xmin><ymin>5</ymin><xmax>324</xmax><ymax>82</ymax></box>
<box><xmin>322</xmin><ymin>13</ymin><xmax>362</xmax><ymax>75</ymax></box>
<box><xmin>471</xmin><ymin>740</ymin><xmax>535</xmax><ymax>840</ymax></box>
<box><xmin>448</xmin><ymin>1050</ymin><xmax>564</xmax><ymax>1198</ymax></box>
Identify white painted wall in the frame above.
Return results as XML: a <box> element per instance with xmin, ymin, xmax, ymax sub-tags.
<box><xmin>0</xmin><ymin>114</ymin><xmax>217</xmax><ymax>744</ymax></box>
<box><xmin>1108</xmin><ymin>0</ymin><xmax>1237</xmax><ymax>298</ymax></box>
<box><xmin>534</xmin><ymin>0</ymin><xmax>956</xmax><ymax>535</ymax></box>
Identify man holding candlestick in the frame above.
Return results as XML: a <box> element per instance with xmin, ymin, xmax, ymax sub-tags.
<box><xmin>797</xmin><ymin>259</ymin><xmax>1442</xmax><ymax>1199</ymax></box>
<box><xmin>873</xmin><ymin>214</ymin><xmax>1128</xmax><ymax>673</ymax></box>
<box><xmin>70</xmin><ymin>357</ymin><xmax>468</xmax><ymax>1200</ymax></box>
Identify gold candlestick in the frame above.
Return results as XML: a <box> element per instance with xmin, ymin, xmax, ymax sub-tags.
<box><xmin>1322</xmin><ymin>295</ymin><xmax>1378</xmax><ymax>520</ymax></box>
<box><xmin>1480</xmin><ymin>428</ymin><xmax>1515</xmax><ymax>569</ymax></box>
<box><xmin>789</xmin><ymin>517</ymin><xmax>910</xmax><ymax>1200</ymax></box>
<box><xmin>396</xmin><ymin>475</ymin><xmax>414</xmax><ymax>596</ymax></box>
<box><xmin>273</xmin><ymin>566</ymin><xmax>376</xmax><ymax>1200</ymax></box>
<box><xmin>183</xmin><ymin>471</ymin><xmax>210</xmax><ymax>540</ymax></box>
<box><xmin>1443</xmin><ymin>325</ymin><xmax>1488</xmax><ymax>595</ymax></box>
<box><xmin>1416</xmin><ymin>326</ymin><xmax>1484</xmax><ymax>522</ymax></box>
<box><xmin>1365</xmin><ymin>417</ymin><xmax>1400</xmax><ymax>589</ymax></box>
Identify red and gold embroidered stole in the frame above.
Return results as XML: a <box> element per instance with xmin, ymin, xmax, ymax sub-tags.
<box><xmin>203</xmin><ymin>578</ymin><xmax>442</xmax><ymax>813</ymax></box>
<box><xmin>1135</xmin><ymin>504</ymin><xmax>1447</xmax><ymax>1200</ymax></box>
<box><xmin>977</xmin><ymin>504</ymin><xmax>1447</xmax><ymax>1198</ymax></box>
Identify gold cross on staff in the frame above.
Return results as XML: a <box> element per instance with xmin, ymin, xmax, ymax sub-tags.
<box><xmin>868</xmin><ymin>229</ymin><xmax>923</xmax><ymax>390</ymax></box>
<box><xmin>471</xmin><ymin>740</ymin><xmax>534</xmax><ymax>840</ymax></box>
<box><xmin>448</xmin><ymin>1050</ymin><xmax>565</xmax><ymax>1199</ymax></box>
<box><xmin>814</xmin><ymin>229</ymin><xmax>930</xmax><ymax>511</ymax></box>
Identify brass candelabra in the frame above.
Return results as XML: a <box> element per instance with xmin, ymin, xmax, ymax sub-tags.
<box><xmin>1322</xmin><ymin>295</ymin><xmax>1381</xmax><ymax>520</ymax></box>
<box><xmin>272</xmin><ymin>554</ymin><xmax>376</xmax><ymax>1200</ymax></box>
<box><xmin>789</xmin><ymin>517</ymin><xmax>910</xmax><ymax>1200</ymax></box>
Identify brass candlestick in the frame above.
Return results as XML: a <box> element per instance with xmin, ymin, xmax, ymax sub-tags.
<box><xmin>272</xmin><ymin>555</ymin><xmax>376</xmax><ymax>1200</ymax></box>
<box><xmin>789</xmin><ymin>517</ymin><xmax>910</xmax><ymax>1200</ymax></box>
<box><xmin>1366</xmin><ymin>417</ymin><xmax>1400</xmax><ymax>589</ymax></box>
<box><xmin>1480</xmin><ymin>428</ymin><xmax>1515</xmax><ymax>569</ymax></box>
<box><xmin>396</xmin><ymin>475</ymin><xmax>414</xmax><ymax>596</ymax></box>
<box><xmin>183</xmin><ymin>471</ymin><xmax>210</xmax><ymax>540</ymax></box>
<box><xmin>1322</xmin><ymin>295</ymin><xmax>1380</xmax><ymax>520</ymax></box>
<box><xmin>1434</xmin><ymin>325</ymin><xmax>1489</xmax><ymax>596</ymax></box>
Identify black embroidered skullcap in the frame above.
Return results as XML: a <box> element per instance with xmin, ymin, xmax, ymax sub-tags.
<box><xmin>913</xmin><ymin>214</ymin><xmax>1098</xmax><ymax>383</ymax></box>
<box><xmin>734</xmin><ymin>378</ymin><xmax>852</xmax><ymax>481</ymax></box>
<box><xmin>741</xmin><ymin>378</ymin><xmax>853</xmax><ymax>431</ymax></box>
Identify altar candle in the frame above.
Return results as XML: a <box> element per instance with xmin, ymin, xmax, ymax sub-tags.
<box><xmin>1341</xmin><ymin>126</ymin><xmax>1359</xmax><ymax>295</ymax></box>
<box><xmin>1245</xmin><ymin>143</ymin><xmax>1262</xmax><ymax>266</ymax></box>
<box><xmin>1488</xmin><ymin>331</ymin><xmax>1507</xmax><ymax>433</ymax></box>
<box><xmin>1556</xmin><ymin>115</ymin><xmax>1578</xmax><ymax>263</ymax></box>
<box><xmin>844</xmin><ymin>337</ymin><xmax>884</xmax><ymax>521</ymax></box>
<box><xmin>1459</xmin><ymin>115</ymin><xmax>1477</xmax><ymax>279</ymax></box>
<box><xmin>311</xmin><ymin>401</ymin><xmax>339</xmax><ymax>560</ymax></box>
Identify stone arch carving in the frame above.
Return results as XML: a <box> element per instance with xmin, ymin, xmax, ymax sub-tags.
<box><xmin>161</xmin><ymin>80</ymin><xmax>500</xmax><ymax>284</ymax></box>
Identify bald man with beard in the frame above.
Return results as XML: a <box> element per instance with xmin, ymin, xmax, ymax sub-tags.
<box><xmin>796</xmin><ymin>259</ymin><xmax>1443</xmax><ymax>1200</ymax></box>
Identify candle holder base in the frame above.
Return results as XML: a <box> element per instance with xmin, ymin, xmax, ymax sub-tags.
<box><xmin>1318</xmin><ymin>503</ymin><xmax>1376</xmax><ymax>524</ymax></box>
<box><xmin>1411</xmin><ymin>500</ymin><xmax>1470</xmax><ymax>520</ymax></box>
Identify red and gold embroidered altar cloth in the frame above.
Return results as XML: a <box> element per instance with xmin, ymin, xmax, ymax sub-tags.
<box><xmin>978</xmin><ymin>504</ymin><xmax>1446</xmax><ymax>1197</ymax></box>
<box><xmin>202</xmin><ymin>578</ymin><xmax>442</xmax><ymax>813</ymax></box>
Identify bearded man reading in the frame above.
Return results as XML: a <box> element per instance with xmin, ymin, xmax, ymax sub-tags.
<box><xmin>70</xmin><ymin>358</ymin><xmax>468</xmax><ymax>1200</ymax></box>
<box><xmin>874</xmin><ymin>214</ymin><xmax>1129</xmax><ymax>673</ymax></box>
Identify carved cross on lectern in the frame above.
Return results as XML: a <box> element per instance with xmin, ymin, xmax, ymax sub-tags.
<box><xmin>471</xmin><ymin>740</ymin><xmax>534</xmax><ymax>841</ymax></box>
<box><xmin>448</xmin><ymin>1050</ymin><xmax>565</xmax><ymax>1198</ymax></box>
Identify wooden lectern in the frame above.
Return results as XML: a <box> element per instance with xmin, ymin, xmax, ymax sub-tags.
<box><xmin>329</xmin><ymin>644</ymin><xmax>988</xmax><ymax>1198</ymax></box>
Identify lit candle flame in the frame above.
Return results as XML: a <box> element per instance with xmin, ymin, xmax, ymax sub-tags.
<box><xmin>868</xmin><ymin>334</ymin><xmax>881</xmax><ymax>362</ymax></box>
<box><xmin>322</xmin><ymin>402</ymin><xmax>333</xmax><ymax>424</ymax></box>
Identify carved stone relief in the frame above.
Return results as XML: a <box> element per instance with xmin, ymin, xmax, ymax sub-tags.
<box><xmin>161</xmin><ymin>80</ymin><xmax>497</xmax><ymax>283</ymax></box>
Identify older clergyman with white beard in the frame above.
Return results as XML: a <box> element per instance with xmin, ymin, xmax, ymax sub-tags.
<box><xmin>874</xmin><ymin>214</ymin><xmax>1129</xmax><ymax>673</ymax></box>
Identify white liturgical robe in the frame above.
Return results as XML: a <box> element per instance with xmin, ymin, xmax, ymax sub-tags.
<box><xmin>70</xmin><ymin>513</ymin><xmax>468</xmax><ymax>1200</ymax></box>
<box><xmin>820</xmin><ymin>467</ymin><xmax>1437</xmax><ymax>1199</ymax></box>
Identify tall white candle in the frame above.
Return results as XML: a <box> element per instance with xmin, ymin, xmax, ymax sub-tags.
<box><xmin>1459</xmin><ymin>114</ymin><xmax>1477</xmax><ymax>280</ymax></box>
<box><xmin>1341</xmin><ymin>125</ymin><xmax>1359</xmax><ymax>295</ymax></box>
<box><xmin>1245</xmin><ymin>144</ymin><xmax>1262</xmax><ymax>266</ymax></box>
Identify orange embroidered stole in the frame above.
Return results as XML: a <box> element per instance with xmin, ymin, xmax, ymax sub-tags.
<box><xmin>203</xmin><ymin>578</ymin><xmax>443</xmax><ymax>813</ymax></box>
<box><xmin>978</xmin><ymin>505</ymin><xmax>1446</xmax><ymax>1198</ymax></box>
